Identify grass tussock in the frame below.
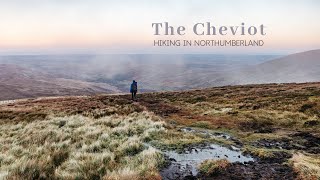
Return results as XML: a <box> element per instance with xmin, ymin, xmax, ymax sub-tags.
<box><xmin>243</xmin><ymin>147</ymin><xmax>276</xmax><ymax>159</ymax></box>
<box><xmin>0</xmin><ymin>111</ymin><xmax>166</xmax><ymax>179</ymax></box>
<box><xmin>198</xmin><ymin>159</ymin><xmax>230</xmax><ymax>176</ymax></box>
<box><xmin>147</xmin><ymin>129</ymin><xmax>206</xmax><ymax>151</ymax></box>
<box><xmin>239</xmin><ymin>110</ymin><xmax>310</xmax><ymax>130</ymax></box>
<box><xmin>290</xmin><ymin>153</ymin><xmax>320</xmax><ymax>180</ymax></box>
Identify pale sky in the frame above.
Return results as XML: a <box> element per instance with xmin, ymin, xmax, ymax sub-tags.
<box><xmin>0</xmin><ymin>0</ymin><xmax>319</xmax><ymax>54</ymax></box>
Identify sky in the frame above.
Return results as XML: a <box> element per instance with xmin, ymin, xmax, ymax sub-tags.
<box><xmin>0</xmin><ymin>0</ymin><xmax>319</xmax><ymax>55</ymax></box>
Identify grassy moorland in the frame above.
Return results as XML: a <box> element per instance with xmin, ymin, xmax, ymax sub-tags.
<box><xmin>0</xmin><ymin>82</ymin><xmax>319</xmax><ymax>179</ymax></box>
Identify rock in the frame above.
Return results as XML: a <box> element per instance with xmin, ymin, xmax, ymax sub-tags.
<box><xmin>58</xmin><ymin>120</ymin><xmax>66</xmax><ymax>128</ymax></box>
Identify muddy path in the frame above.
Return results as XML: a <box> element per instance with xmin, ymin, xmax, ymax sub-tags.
<box><xmin>159</xmin><ymin>143</ymin><xmax>254</xmax><ymax>180</ymax></box>
<box><xmin>253</xmin><ymin>131</ymin><xmax>320</xmax><ymax>154</ymax></box>
<box><xmin>158</xmin><ymin>143</ymin><xmax>297</xmax><ymax>180</ymax></box>
<box><xmin>155</xmin><ymin>127</ymin><xmax>299</xmax><ymax>180</ymax></box>
<box><xmin>197</xmin><ymin>161</ymin><xmax>297</xmax><ymax>180</ymax></box>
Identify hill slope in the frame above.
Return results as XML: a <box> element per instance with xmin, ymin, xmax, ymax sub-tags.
<box><xmin>0</xmin><ymin>82</ymin><xmax>319</xmax><ymax>179</ymax></box>
<box><xmin>0</xmin><ymin>64</ymin><xmax>120</xmax><ymax>100</ymax></box>
<box><xmin>235</xmin><ymin>49</ymin><xmax>320</xmax><ymax>84</ymax></box>
<box><xmin>0</xmin><ymin>50</ymin><xmax>319</xmax><ymax>101</ymax></box>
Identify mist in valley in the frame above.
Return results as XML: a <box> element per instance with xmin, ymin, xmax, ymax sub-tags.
<box><xmin>0</xmin><ymin>49</ymin><xmax>319</xmax><ymax>100</ymax></box>
<box><xmin>0</xmin><ymin>54</ymin><xmax>278</xmax><ymax>92</ymax></box>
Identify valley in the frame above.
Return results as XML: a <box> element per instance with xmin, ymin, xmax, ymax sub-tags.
<box><xmin>0</xmin><ymin>49</ymin><xmax>319</xmax><ymax>101</ymax></box>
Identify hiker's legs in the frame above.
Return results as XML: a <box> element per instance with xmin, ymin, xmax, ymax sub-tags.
<box><xmin>131</xmin><ymin>92</ymin><xmax>134</xmax><ymax>100</ymax></box>
<box><xmin>133</xmin><ymin>91</ymin><xmax>137</xmax><ymax>100</ymax></box>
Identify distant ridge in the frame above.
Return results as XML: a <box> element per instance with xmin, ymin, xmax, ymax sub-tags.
<box><xmin>234</xmin><ymin>49</ymin><xmax>320</xmax><ymax>84</ymax></box>
<box><xmin>0</xmin><ymin>50</ymin><xmax>319</xmax><ymax>100</ymax></box>
<box><xmin>0</xmin><ymin>64</ymin><xmax>120</xmax><ymax>100</ymax></box>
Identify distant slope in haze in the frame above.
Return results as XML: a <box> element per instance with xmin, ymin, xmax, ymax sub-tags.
<box><xmin>0</xmin><ymin>50</ymin><xmax>319</xmax><ymax>100</ymax></box>
<box><xmin>0</xmin><ymin>64</ymin><xmax>120</xmax><ymax>100</ymax></box>
<box><xmin>234</xmin><ymin>49</ymin><xmax>320</xmax><ymax>84</ymax></box>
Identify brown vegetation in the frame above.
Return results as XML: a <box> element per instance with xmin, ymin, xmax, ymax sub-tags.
<box><xmin>0</xmin><ymin>82</ymin><xmax>319</xmax><ymax>179</ymax></box>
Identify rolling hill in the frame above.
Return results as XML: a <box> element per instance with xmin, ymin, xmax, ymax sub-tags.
<box><xmin>234</xmin><ymin>49</ymin><xmax>320</xmax><ymax>84</ymax></box>
<box><xmin>0</xmin><ymin>64</ymin><xmax>120</xmax><ymax>100</ymax></box>
<box><xmin>0</xmin><ymin>50</ymin><xmax>319</xmax><ymax>101</ymax></box>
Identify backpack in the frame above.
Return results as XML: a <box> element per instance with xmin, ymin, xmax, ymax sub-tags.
<box><xmin>131</xmin><ymin>82</ymin><xmax>137</xmax><ymax>91</ymax></box>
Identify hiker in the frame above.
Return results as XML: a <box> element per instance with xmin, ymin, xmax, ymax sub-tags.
<box><xmin>130</xmin><ymin>80</ymin><xmax>138</xmax><ymax>100</ymax></box>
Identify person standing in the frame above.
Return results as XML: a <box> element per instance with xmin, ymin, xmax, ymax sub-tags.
<box><xmin>130</xmin><ymin>80</ymin><xmax>138</xmax><ymax>100</ymax></box>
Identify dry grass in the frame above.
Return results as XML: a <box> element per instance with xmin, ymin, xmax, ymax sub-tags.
<box><xmin>243</xmin><ymin>147</ymin><xmax>277</xmax><ymax>159</ymax></box>
<box><xmin>0</xmin><ymin>111</ymin><xmax>165</xmax><ymax>179</ymax></box>
<box><xmin>239</xmin><ymin>131</ymin><xmax>283</xmax><ymax>141</ymax></box>
<box><xmin>238</xmin><ymin>110</ymin><xmax>310</xmax><ymax>129</ymax></box>
<box><xmin>290</xmin><ymin>153</ymin><xmax>320</xmax><ymax>180</ymax></box>
<box><xmin>198</xmin><ymin>159</ymin><xmax>230</xmax><ymax>176</ymax></box>
<box><xmin>0</xmin><ymin>82</ymin><xmax>319</xmax><ymax>179</ymax></box>
<box><xmin>147</xmin><ymin>129</ymin><xmax>206</xmax><ymax>151</ymax></box>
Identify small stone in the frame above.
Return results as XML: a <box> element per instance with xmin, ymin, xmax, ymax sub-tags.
<box><xmin>58</xmin><ymin>120</ymin><xmax>66</xmax><ymax>128</ymax></box>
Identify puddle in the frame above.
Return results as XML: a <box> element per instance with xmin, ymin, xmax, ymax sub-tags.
<box><xmin>159</xmin><ymin>144</ymin><xmax>254</xmax><ymax>180</ymax></box>
<box><xmin>145</xmin><ymin>127</ymin><xmax>253</xmax><ymax>179</ymax></box>
<box><xmin>181</xmin><ymin>127</ymin><xmax>231</xmax><ymax>139</ymax></box>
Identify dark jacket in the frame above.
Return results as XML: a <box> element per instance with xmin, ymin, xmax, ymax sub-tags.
<box><xmin>130</xmin><ymin>82</ymin><xmax>137</xmax><ymax>92</ymax></box>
